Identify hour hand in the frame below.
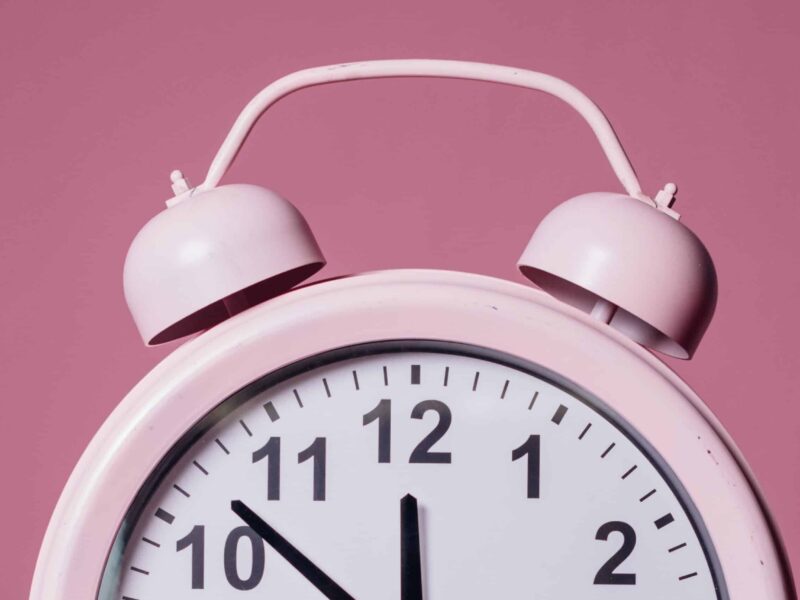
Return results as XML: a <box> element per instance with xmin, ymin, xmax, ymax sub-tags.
<box><xmin>231</xmin><ymin>500</ymin><xmax>355</xmax><ymax>600</ymax></box>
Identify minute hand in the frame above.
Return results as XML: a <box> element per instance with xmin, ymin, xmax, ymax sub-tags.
<box><xmin>231</xmin><ymin>500</ymin><xmax>356</xmax><ymax>600</ymax></box>
<box><xmin>400</xmin><ymin>494</ymin><xmax>423</xmax><ymax>600</ymax></box>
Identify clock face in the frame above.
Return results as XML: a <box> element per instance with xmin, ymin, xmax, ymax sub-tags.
<box><xmin>100</xmin><ymin>341</ymin><xmax>724</xmax><ymax>599</ymax></box>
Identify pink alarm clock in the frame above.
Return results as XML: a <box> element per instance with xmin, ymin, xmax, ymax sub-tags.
<box><xmin>29</xmin><ymin>60</ymin><xmax>795</xmax><ymax>599</ymax></box>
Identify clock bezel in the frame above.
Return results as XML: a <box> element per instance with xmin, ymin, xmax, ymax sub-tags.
<box><xmin>99</xmin><ymin>339</ymin><xmax>727</xmax><ymax>598</ymax></box>
<box><xmin>30</xmin><ymin>269</ymin><xmax>795</xmax><ymax>599</ymax></box>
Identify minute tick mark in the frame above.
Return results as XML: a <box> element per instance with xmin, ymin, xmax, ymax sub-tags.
<box><xmin>601</xmin><ymin>443</ymin><xmax>615</xmax><ymax>458</ymax></box>
<box><xmin>215</xmin><ymin>438</ymin><xmax>230</xmax><ymax>454</ymax></box>
<box><xmin>500</xmin><ymin>380</ymin><xmax>510</xmax><ymax>399</ymax></box>
<box><xmin>528</xmin><ymin>391</ymin><xmax>539</xmax><ymax>410</ymax></box>
<box><xmin>472</xmin><ymin>372</ymin><xmax>480</xmax><ymax>391</ymax></box>
<box><xmin>192</xmin><ymin>460</ymin><xmax>208</xmax><ymax>475</ymax></box>
<box><xmin>639</xmin><ymin>489</ymin><xmax>656</xmax><ymax>502</ymax></box>
<box><xmin>293</xmin><ymin>389</ymin><xmax>304</xmax><ymax>408</ymax></box>
<box><xmin>579</xmin><ymin>422</ymin><xmax>592</xmax><ymax>439</ymax></box>
<box><xmin>621</xmin><ymin>465</ymin><xmax>638</xmax><ymax>479</ymax></box>
<box><xmin>352</xmin><ymin>370</ymin><xmax>360</xmax><ymax>390</ymax></box>
<box><xmin>239</xmin><ymin>419</ymin><xmax>253</xmax><ymax>437</ymax></box>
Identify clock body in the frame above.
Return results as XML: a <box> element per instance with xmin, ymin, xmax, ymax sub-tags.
<box><xmin>30</xmin><ymin>269</ymin><xmax>793</xmax><ymax>599</ymax></box>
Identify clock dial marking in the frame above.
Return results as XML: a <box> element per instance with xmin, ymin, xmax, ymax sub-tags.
<box><xmin>263</xmin><ymin>402</ymin><xmax>280</xmax><ymax>422</ymax></box>
<box><xmin>172</xmin><ymin>484</ymin><xmax>190</xmax><ymax>498</ymax></box>
<box><xmin>640</xmin><ymin>488</ymin><xmax>657</xmax><ymax>502</ymax></box>
<box><xmin>655</xmin><ymin>513</ymin><xmax>676</xmax><ymax>529</ymax></box>
<box><xmin>107</xmin><ymin>345</ymin><xmax>723</xmax><ymax>600</ymax></box>
<box><xmin>621</xmin><ymin>465</ymin><xmax>638</xmax><ymax>479</ymax></box>
<box><xmin>154</xmin><ymin>508</ymin><xmax>174</xmax><ymax>525</ymax></box>
<box><xmin>601</xmin><ymin>442</ymin><xmax>616</xmax><ymax>458</ymax></box>
<box><xmin>551</xmin><ymin>404</ymin><xmax>568</xmax><ymax>425</ymax></box>
<box><xmin>411</xmin><ymin>364</ymin><xmax>421</xmax><ymax>384</ymax></box>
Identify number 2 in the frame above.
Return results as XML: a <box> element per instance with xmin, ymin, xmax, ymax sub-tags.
<box><xmin>594</xmin><ymin>521</ymin><xmax>637</xmax><ymax>585</ymax></box>
<box><xmin>409</xmin><ymin>400</ymin><xmax>452</xmax><ymax>464</ymax></box>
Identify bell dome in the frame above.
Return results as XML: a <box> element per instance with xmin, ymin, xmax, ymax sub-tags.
<box><xmin>124</xmin><ymin>183</ymin><xmax>325</xmax><ymax>345</ymax></box>
<box><xmin>518</xmin><ymin>192</ymin><xmax>717</xmax><ymax>359</ymax></box>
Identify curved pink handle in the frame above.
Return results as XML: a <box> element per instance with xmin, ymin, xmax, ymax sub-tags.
<box><xmin>198</xmin><ymin>59</ymin><xmax>646</xmax><ymax>199</ymax></box>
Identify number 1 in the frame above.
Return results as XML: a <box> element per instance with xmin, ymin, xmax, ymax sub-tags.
<box><xmin>512</xmin><ymin>435</ymin><xmax>541</xmax><ymax>499</ymax></box>
<box><xmin>298</xmin><ymin>437</ymin><xmax>327</xmax><ymax>501</ymax></box>
<box><xmin>176</xmin><ymin>525</ymin><xmax>205</xmax><ymax>589</ymax></box>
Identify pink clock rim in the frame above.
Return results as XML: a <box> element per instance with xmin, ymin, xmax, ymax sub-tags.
<box><xmin>30</xmin><ymin>269</ymin><xmax>794</xmax><ymax>599</ymax></box>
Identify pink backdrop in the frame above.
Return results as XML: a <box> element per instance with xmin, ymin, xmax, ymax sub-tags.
<box><xmin>1</xmin><ymin>0</ymin><xmax>798</xmax><ymax>595</ymax></box>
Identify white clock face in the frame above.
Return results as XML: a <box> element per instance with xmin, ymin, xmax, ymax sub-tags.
<box><xmin>101</xmin><ymin>342</ymin><xmax>724</xmax><ymax>599</ymax></box>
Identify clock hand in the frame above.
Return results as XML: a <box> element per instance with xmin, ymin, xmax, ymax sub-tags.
<box><xmin>400</xmin><ymin>493</ymin><xmax>424</xmax><ymax>600</ymax></box>
<box><xmin>231</xmin><ymin>500</ymin><xmax>356</xmax><ymax>600</ymax></box>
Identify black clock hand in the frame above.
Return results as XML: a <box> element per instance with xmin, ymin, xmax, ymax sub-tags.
<box><xmin>231</xmin><ymin>500</ymin><xmax>356</xmax><ymax>600</ymax></box>
<box><xmin>400</xmin><ymin>493</ymin><xmax>423</xmax><ymax>600</ymax></box>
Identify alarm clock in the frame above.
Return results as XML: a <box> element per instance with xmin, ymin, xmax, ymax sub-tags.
<box><xmin>29</xmin><ymin>60</ymin><xmax>795</xmax><ymax>599</ymax></box>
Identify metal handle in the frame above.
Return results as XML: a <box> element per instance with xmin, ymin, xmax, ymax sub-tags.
<box><xmin>197</xmin><ymin>59</ymin><xmax>646</xmax><ymax>199</ymax></box>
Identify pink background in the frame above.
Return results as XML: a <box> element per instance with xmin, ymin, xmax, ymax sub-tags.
<box><xmin>1</xmin><ymin>0</ymin><xmax>798</xmax><ymax>596</ymax></box>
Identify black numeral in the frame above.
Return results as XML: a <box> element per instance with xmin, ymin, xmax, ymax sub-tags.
<box><xmin>253</xmin><ymin>436</ymin><xmax>327</xmax><ymax>501</ymax></box>
<box><xmin>594</xmin><ymin>521</ymin><xmax>637</xmax><ymax>585</ymax></box>
<box><xmin>298</xmin><ymin>437</ymin><xmax>327</xmax><ymax>501</ymax></box>
<box><xmin>176</xmin><ymin>525</ymin><xmax>205</xmax><ymax>589</ymax></box>
<box><xmin>409</xmin><ymin>400</ymin><xmax>452</xmax><ymax>464</ymax></box>
<box><xmin>363</xmin><ymin>399</ymin><xmax>453</xmax><ymax>463</ymax></box>
<box><xmin>224</xmin><ymin>526</ymin><xmax>266</xmax><ymax>590</ymax></box>
<box><xmin>177</xmin><ymin>525</ymin><xmax>266</xmax><ymax>591</ymax></box>
<box><xmin>511</xmin><ymin>435</ymin><xmax>541</xmax><ymax>498</ymax></box>
<box><xmin>252</xmin><ymin>436</ymin><xmax>281</xmax><ymax>500</ymax></box>
<box><xmin>363</xmin><ymin>399</ymin><xmax>391</xmax><ymax>463</ymax></box>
